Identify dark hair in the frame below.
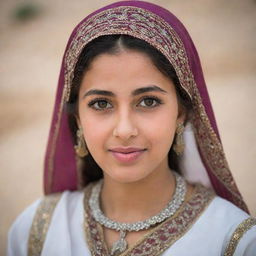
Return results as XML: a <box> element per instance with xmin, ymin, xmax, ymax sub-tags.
<box><xmin>66</xmin><ymin>35</ymin><xmax>192</xmax><ymax>186</ymax></box>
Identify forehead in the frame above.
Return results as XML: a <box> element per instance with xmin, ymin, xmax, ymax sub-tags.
<box><xmin>80</xmin><ymin>50</ymin><xmax>175</xmax><ymax>96</ymax></box>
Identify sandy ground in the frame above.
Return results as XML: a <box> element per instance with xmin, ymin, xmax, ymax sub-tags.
<box><xmin>0</xmin><ymin>0</ymin><xmax>255</xmax><ymax>254</ymax></box>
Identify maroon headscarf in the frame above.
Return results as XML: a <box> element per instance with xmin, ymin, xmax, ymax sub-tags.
<box><xmin>44</xmin><ymin>1</ymin><xmax>248</xmax><ymax>212</ymax></box>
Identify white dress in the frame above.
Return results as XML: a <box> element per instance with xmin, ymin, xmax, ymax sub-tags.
<box><xmin>7</xmin><ymin>186</ymin><xmax>256</xmax><ymax>256</ymax></box>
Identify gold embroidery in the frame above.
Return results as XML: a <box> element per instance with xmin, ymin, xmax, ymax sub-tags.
<box><xmin>191</xmin><ymin>87</ymin><xmax>247</xmax><ymax>211</ymax></box>
<box><xmin>64</xmin><ymin>7</ymin><xmax>194</xmax><ymax>102</ymax></box>
<box><xmin>83</xmin><ymin>182</ymin><xmax>215</xmax><ymax>256</ymax></box>
<box><xmin>83</xmin><ymin>183</ymin><xmax>109</xmax><ymax>256</ymax></box>
<box><xmin>224</xmin><ymin>217</ymin><xmax>256</xmax><ymax>256</ymax></box>
<box><xmin>124</xmin><ymin>185</ymin><xmax>214</xmax><ymax>256</ymax></box>
<box><xmin>28</xmin><ymin>193</ymin><xmax>61</xmax><ymax>256</ymax></box>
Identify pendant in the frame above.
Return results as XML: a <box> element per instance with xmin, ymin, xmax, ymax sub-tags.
<box><xmin>110</xmin><ymin>230</ymin><xmax>127</xmax><ymax>256</ymax></box>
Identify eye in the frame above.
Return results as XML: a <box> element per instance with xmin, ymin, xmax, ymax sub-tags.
<box><xmin>138</xmin><ymin>96</ymin><xmax>163</xmax><ymax>108</ymax></box>
<box><xmin>88</xmin><ymin>98</ymin><xmax>112</xmax><ymax>111</ymax></box>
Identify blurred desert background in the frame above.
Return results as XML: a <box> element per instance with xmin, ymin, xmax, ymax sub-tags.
<box><xmin>0</xmin><ymin>0</ymin><xmax>255</xmax><ymax>254</ymax></box>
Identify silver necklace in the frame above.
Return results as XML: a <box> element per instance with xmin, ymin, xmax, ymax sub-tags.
<box><xmin>89</xmin><ymin>172</ymin><xmax>187</xmax><ymax>256</ymax></box>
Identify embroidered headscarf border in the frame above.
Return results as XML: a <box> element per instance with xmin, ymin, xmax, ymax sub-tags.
<box><xmin>64</xmin><ymin>7</ymin><xmax>194</xmax><ymax>102</ymax></box>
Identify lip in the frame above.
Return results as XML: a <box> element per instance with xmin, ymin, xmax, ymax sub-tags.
<box><xmin>109</xmin><ymin>147</ymin><xmax>146</xmax><ymax>163</ymax></box>
<box><xmin>109</xmin><ymin>147</ymin><xmax>146</xmax><ymax>153</ymax></box>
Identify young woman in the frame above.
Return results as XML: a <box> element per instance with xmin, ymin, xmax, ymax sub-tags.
<box><xmin>8</xmin><ymin>1</ymin><xmax>256</xmax><ymax>255</ymax></box>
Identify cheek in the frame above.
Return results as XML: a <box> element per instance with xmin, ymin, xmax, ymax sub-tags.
<box><xmin>80</xmin><ymin>113</ymin><xmax>111</xmax><ymax>149</ymax></box>
<box><xmin>133</xmin><ymin>105</ymin><xmax>178</xmax><ymax>148</ymax></box>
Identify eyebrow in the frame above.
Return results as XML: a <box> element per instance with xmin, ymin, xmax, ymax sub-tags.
<box><xmin>83</xmin><ymin>89</ymin><xmax>114</xmax><ymax>98</ymax></box>
<box><xmin>133</xmin><ymin>86</ymin><xmax>168</xmax><ymax>96</ymax></box>
<box><xmin>82</xmin><ymin>85</ymin><xmax>168</xmax><ymax>98</ymax></box>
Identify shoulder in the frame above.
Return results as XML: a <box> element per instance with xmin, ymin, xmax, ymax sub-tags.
<box><xmin>202</xmin><ymin>196</ymin><xmax>251</xmax><ymax>234</ymax></box>
<box><xmin>7</xmin><ymin>190</ymin><xmax>84</xmax><ymax>256</ymax></box>
<box><xmin>203</xmin><ymin>196</ymin><xmax>256</xmax><ymax>255</ymax></box>
<box><xmin>7</xmin><ymin>198</ymin><xmax>42</xmax><ymax>256</ymax></box>
<box><xmin>223</xmin><ymin>215</ymin><xmax>256</xmax><ymax>256</ymax></box>
<box><xmin>166</xmin><ymin>188</ymin><xmax>256</xmax><ymax>256</ymax></box>
<box><xmin>206</xmin><ymin>196</ymin><xmax>249</xmax><ymax>221</ymax></box>
<box><xmin>186</xmin><ymin>185</ymin><xmax>249</xmax><ymax>229</ymax></box>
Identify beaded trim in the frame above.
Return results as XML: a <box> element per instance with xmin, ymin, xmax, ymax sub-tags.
<box><xmin>28</xmin><ymin>193</ymin><xmax>61</xmax><ymax>256</ymax></box>
<box><xmin>84</xmin><ymin>183</ymin><xmax>215</xmax><ymax>256</ymax></box>
<box><xmin>224</xmin><ymin>217</ymin><xmax>256</xmax><ymax>256</ymax></box>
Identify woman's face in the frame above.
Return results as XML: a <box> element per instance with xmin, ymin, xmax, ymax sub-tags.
<box><xmin>78</xmin><ymin>50</ymin><xmax>183</xmax><ymax>184</ymax></box>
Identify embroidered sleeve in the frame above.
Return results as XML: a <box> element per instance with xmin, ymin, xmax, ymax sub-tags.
<box><xmin>224</xmin><ymin>217</ymin><xmax>256</xmax><ymax>256</ymax></box>
<box><xmin>28</xmin><ymin>193</ymin><xmax>61</xmax><ymax>256</ymax></box>
<box><xmin>7</xmin><ymin>199</ymin><xmax>41</xmax><ymax>256</ymax></box>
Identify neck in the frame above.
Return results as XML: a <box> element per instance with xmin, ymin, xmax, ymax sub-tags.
<box><xmin>100</xmin><ymin>168</ymin><xmax>176</xmax><ymax>223</ymax></box>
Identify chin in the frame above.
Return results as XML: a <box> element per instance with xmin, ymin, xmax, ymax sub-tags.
<box><xmin>104</xmin><ymin>168</ymin><xmax>150</xmax><ymax>184</ymax></box>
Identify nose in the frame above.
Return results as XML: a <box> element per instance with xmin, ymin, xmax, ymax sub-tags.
<box><xmin>113</xmin><ymin>110</ymin><xmax>138</xmax><ymax>140</ymax></box>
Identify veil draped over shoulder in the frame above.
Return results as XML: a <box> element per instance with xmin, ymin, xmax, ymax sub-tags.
<box><xmin>43</xmin><ymin>1</ymin><xmax>248</xmax><ymax>212</ymax></box>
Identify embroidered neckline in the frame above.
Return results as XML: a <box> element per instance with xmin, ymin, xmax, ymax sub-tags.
<box><xmin>83</xmin><ymin>181</ymin><xmax>215</xmax><ymax>256</ymax></box>
<box><xmin>89</xmin><ymin>173</ymin><xmax>187</xmax><ymax>256</ymax></box>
